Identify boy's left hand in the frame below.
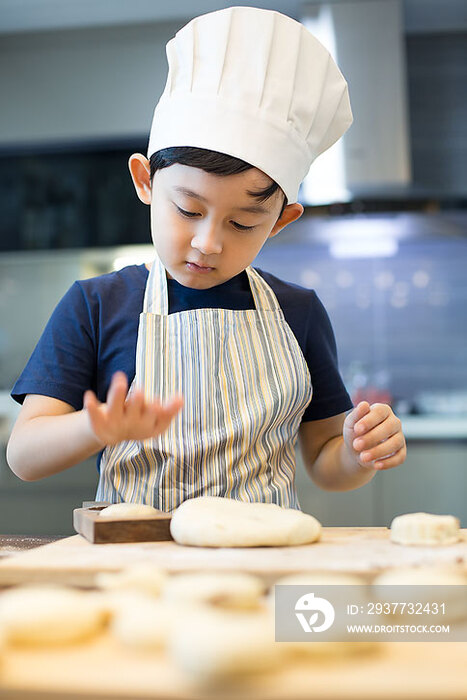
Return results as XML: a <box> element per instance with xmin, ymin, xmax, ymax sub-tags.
<box><xmin>343</xmin><ymin>401</ymin><xmax>406</xmax><ymax>470</ymax></box>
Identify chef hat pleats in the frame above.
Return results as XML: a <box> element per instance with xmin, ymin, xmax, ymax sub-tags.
<box><xmin>147</xmin><ymin>7</ymin><xmax>353</xmax><ymax>204</ymax></box>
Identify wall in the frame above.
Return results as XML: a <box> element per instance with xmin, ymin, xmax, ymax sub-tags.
<box><xmin>0</xmin><ymin>20</ymin><xmax>181</xmax><ymax>148</ymax></box>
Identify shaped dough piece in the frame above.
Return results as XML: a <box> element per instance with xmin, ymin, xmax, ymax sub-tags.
<box><xmin>269</xmin><ymin>571</ymin><xmax>374</xmax><ymax>653</ymax></box>
<box><xmin>274</xmin><ymin>572</ymin><xmax>366</xmax><ymax>587</ymax></box>
<box><xmin>95</xmin><ymin>563</ymin><xmax>167</xmax><ymax>596</ymax></box>
<box><xmin>0</xmin><ymin>586</ymin><xmax>107</xmax><ymax>645</ymax></box>
<box><xmin>99</xmin><ymin>502</ymin><xmax>161</xmax><ymax>519</ymax></box>
<box><xmin>162</xmin><ymin>572</ymin><xmax>265</xmax><ymax>609</ymax></box>
<box><xmin>390</xmin><ymin>512</ymin><xmax>460</xmax><ymax>546</ymax></box>
<box><xmin>109</xmin><ymin>593</ymin><xmax>178</xmax><ymax>649</ymax></box>
<box><xmin>372</xmin><ymin>566</ymin><xmax>467</xmax><ymax>622</ymax></box>
<box><xmin>170</xmin><ymin>497</ymin><xmax>321</xmax><ymax>547</ymax></box>
<box><xmin>168</xmin><ymin>607</ymin><xmax>282</xmax><ymax>682</ymax></box>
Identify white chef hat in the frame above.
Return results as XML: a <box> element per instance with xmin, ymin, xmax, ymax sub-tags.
<box><xmin>147</xmin><ymin>6</ymin><xmax>353</xmax><ymax>204</ymax></box>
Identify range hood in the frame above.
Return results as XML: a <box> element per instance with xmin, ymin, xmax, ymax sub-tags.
<box><xmin>300</xmin><ymin>0</ymin><xmax>412</xmax><ymax>204</ymax></box>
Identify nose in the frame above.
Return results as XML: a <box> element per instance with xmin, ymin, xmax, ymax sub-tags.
<box><xmin>190</xmin><ymin>221</ymin><xmax>223</xmax><ymax>256</ymax></box>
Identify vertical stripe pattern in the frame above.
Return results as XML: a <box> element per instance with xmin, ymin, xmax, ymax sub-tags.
<box><xmin>96</xmin><ymin>255</ymin><xmax>312</xmax><ymax>512</ymax></box>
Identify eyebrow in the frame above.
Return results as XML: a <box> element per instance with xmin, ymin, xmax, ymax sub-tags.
<box><xmin>172</xmin><ymin>186</ymin><xmax>269</xmax><ymax>215</ymax></box>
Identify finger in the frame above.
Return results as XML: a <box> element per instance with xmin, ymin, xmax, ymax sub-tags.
<box><xmin>353</xmin><ymin>402</ymin><xmax>391</xmax><ymax>436</ymax></box>
<box><xmin>374</xmin><ymin>445</ymin><xmax>407</xmax><ymax>470</ymax></box>
<box><xmin>84</xmin><ymin>390</ymin><xmax>107</xmax><ymax>434</ymax></box>
<box><xmin>146</xmin><ymin>396</ymin><xmax>184</xmax><ymax>435</ymax></box>
<box><xmin>359</xmin><ymin>433</ymin><xmax>406</xmax><ymax>464</ymax></box>
<box><xmin>106</xmin><ymin>372</ymin><xmax>128</xmax><ymax>421</ymax></box>
<box><xmin>124</xmin><ymin>389</ymin><xmax>145</xmax><ymax>420</ymax></box>
<box><xmin>353</xmin><ymin>414</ymin><xmax>402</xmax><ymax>452</ymax></box>
<box><xmin>345</xmin><ymin>402</ymin><xmax>371</xmax><ymax>431</ymax></box>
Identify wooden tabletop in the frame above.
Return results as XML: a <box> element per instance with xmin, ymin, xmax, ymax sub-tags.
<box><xmin>0</xmin><ymin>528</ymin><xmax>466</xmax><ymax>700</ymax></box>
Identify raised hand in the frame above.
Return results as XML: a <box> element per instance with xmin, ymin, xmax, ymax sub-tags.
<box><xmin>84</xmin><ymin>371</ymin><xmax>184</xmax><ymax>447</ymax></box>
<box><xmin>343</xmin><ymin>401</ymin><xmax>406</xmax><ymax>470</ymax></box>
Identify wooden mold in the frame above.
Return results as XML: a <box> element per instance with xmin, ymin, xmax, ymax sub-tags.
<box><xmin>73</xmin><ymin>506</ymin><xmax>173</xmax><ymax>544</ymax></box>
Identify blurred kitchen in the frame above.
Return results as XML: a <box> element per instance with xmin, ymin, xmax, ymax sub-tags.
<box><xmin>0</xmin><ymin>0</ymin><xmax>466</xmax><ymax>534</ymax></box>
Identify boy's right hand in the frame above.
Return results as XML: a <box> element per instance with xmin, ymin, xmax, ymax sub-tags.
<box><xmin>83</xmin><ymin>371</ymin><xmax>184</xmax><ymax>447</ymax></box>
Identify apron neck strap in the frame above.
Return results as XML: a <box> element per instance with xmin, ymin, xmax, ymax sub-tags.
<box><xmin>143</xmin><ymin>255</ymin><xmax>280</xmax><ymax>314</ymax></box>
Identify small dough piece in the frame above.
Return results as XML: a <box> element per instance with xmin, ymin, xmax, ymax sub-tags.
<box><xmin>0</xmin><ymin>585</ymin><xmax>107</xmax><ymax>645</ymax></box>
<box><xmin>273</xmin><ymin>572</ymin><xmax>366</xmax><ymax>586</ymax></box>
<box><xmin>373</xmin><ymin>566</ymin><xmax>467</xmax><ymax>587</ymax></box>
<box><xmin>390</xmin><ymin>512</ymin><xmax>460</xmax><ymax>546</ymax></box>
<box><xmin>162</xmin><ymin>572</ymin><xmax>265</xmax><ymax>609</ymax></box>
<box><xmin>268</xmin><ymin>571</ymin><xmax>367</xmax><ymax>611</ymax></box>
<box><xmin>372</xmin><ymin>566</ymin><xmax>467</xmax><ymax>622</ymax></box>
<box><xmin>99</xmin><ymin>502</ymin><xmax>161</xmax><ymax>519</ymax></box>
<box><xmin>170</xmin><ymin>497</ymin><xmax>321</xmax><ymax>547</ymax></box>
<box><xmin>95</xmin><ymin>563</ymin><xmax>166</xmax><ymax>596</ymax></box>
<box><xmin>168</xmin><ymin>607</ymin><xmax>282</xmax><ymax>682</ymax></box>
<box><xmin>269</xmin><ymin>571</ymin><xmax>373</xmax><ymax>653</ymax></box>
<box><xmin>109</xmin><ymin>593</ymin><xmax>177</xmax><ymax>649</ymax></box>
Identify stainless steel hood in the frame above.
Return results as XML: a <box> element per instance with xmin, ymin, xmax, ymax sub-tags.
<box><xmin>300</xmin><ymin>0</ymin><xmax>412</xmax><ymax>202</ymax></box>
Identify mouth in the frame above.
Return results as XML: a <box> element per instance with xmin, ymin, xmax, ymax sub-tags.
<box><xmin>186</xmin><ymin>261</ymin><xmax>215</xmax><ymax>273</ymax></box>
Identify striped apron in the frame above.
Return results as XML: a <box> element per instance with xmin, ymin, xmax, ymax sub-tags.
<box><xmin>95</xmin><ymin>254</ymin><xmax>312</xmax><ymax>512</ymax></box>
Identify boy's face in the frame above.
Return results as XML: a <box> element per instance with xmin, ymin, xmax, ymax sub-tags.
<box><xmin>148</xmin><ymin>163</ymin><xmax>302</xmax><ymax>289</ymax></box>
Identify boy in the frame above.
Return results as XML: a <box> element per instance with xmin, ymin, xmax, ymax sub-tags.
<box><xmin>7</xmin><ymin>7</ymin><xmax>406</xmax><ymax>512</ymax></box>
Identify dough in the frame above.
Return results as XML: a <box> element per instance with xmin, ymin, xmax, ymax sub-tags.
<box><xmin>109</xmin><ymin>593</ymin><xmax>177</xmax><ymax>649</ymax></box>
<box><xmin>170</xmin><ymin>497</ymin><xmax>321</xmax><ymax>547</ymax></box>
<box><xmin>372</xmin><ymin>566</ymin><xmax>467</xmax><ymax>622</ymax></box>
<box><xmin>273</xmin><ymin>572</ymin><xmax>366</xmax><ymax>586</ymax></box>
<box><xmin>269</xmin><ymin>571</ymin><xmax>373</xmax><ymax>653</ymax></box>
<box><xmin>390</xmin><ymin>512</ymin><xmax>461</xmax><ymax>545</ymax></box>
<box><xmin>99</xmin><ymin>502</ymin><xmax>161</xmax><ymax>519</ymax></box>
<box><xmin>0</xmin><ymin>585</ymin><xmax>107</xmax><ymax>645</ymax></box>
<box><xmin>161</xmin><ymin>572</ymin><xmax>265</xmax><ymax>609</ymax></box>
<box><xmin>95</xmin><ymin>563</ymin><xmax>167</xmax><ymax>596</ymax></box>
<box><xmin>373</xmin><ymin>566</ymin><xmax>467</xmax><ymax>587</ymax></box>
<box><xmin>168</xmin><ymin>607</ymin><xmax>282</xmax><ymax>682</ymax></box>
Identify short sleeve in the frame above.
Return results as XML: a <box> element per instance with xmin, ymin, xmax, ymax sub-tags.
<box><xmin>11</xmin><ymin>281</ymin><xmax>97</xmax><ymax>411</ymax></box>
<box><xmin>301</xmin><ymin>291</ymin><xmax>353</xmax><ymax>421</ymax></box>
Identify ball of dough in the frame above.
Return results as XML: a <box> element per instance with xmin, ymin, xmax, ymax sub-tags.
<box><xmin>273</xmin><ymin>572</ymin><xmax>366</xmax><ymax>587</ymax></box>
<box><xmin>372</xmin><ymin>566</ymin><xmax>467</xmax><ymax>623</ymax></box>
<box><xmin>168</xmin><ymin>607</ymin><xmax>282</xmax><ymax>682</ymax></box>
<box><xmin>99</xmin><ymin>502</ymin><xmax>161</xmax><ymax>519</ymax></box>
<box><xmin>161</xmin><ymin>572</ymin><xmax>265</xmax><ymax>609</ymax></box>
<box><xmin>0</xmin><ymin>585</ymin><xmax>107</xmax><ymax>645</ymax></box>
<box><xmin>170</xmin><ymin>497</ymin><xmax>321</xmax><ymax>547</ymax></box>
<box><xmin>390</xmin><ymin>512</ymin><xmax>460</xmax><ymax>546</ymax></box>
<box><xmin>95</xmin><ymin>563</ymin><xmax>167</xmax><ymax>596</ymax></box>
<box><xmin>373</xmin><ymin>566</ymin><xmax>467</xmax><ymax>587</ymax></box>
<box><xmin>109</xmin><ymin>593</ymin><xmax>178</xmax><ymax>649</ymax></box>
<box><xmin>269</xmin><ymin>571</ymin><xmax>372</xmax><ymax>651</ymax></box>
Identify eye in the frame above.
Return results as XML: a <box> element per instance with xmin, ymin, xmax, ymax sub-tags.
<box><xmin>176</xmin><ymin>205</ymin><xmax>199</xmax><ymax>218</ymax></box>
<box><xmin>232</xmin><ymin>221</ymin><xmax>256</xmax><ymax>231</ymax></box>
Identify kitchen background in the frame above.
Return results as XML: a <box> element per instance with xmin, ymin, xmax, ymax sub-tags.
<box><xmin>0</xmin><ymin>0</ymin><xmax>466</xmax><ymax>534</ymax></box>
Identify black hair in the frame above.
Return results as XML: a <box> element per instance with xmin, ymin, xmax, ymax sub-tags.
<box><xmin>149</xmin><ymin>146</ymin><xmax>287</xmax><ymax>221</ymax></box>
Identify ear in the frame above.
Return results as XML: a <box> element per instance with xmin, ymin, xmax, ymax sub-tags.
<box><xmin>268</xmin><ymin>202</ymin><xmax>304</xmax><ymax>239</ymax></box>
<box><xmin>128</xmin><ymin>154</ymin><xmax>151</xmax><ymax>205</ymax></box>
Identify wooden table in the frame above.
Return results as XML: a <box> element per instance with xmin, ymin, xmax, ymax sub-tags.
<box><xmin>0</xmin><ymin>528</ymin><xmax>465</xmax><ymax>700</ymax></box>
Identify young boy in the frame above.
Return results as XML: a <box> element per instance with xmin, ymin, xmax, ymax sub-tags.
<box><xmin>7</xmin><ymin>7</ymin><xmax>406</xmax><ymax>512</ymax></box>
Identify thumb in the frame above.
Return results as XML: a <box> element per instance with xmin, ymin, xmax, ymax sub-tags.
<box><xmin>344</xmin><ymin>401</ymin><xmax>371</xmax><ymax>431</ymax></box>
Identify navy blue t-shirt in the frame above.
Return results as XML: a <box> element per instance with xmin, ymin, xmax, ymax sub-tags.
<box><xmin>12</xmin><ymin>265</ymin><xmax>352</xmax><ymax>427</ymax></box>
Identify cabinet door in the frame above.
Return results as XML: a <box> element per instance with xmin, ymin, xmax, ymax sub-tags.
<box><xmin>0</xmin><ymin>451</ymin><xmax>98</xmax><ymax>535</ymax></box>
<box><xmin>294</xmin><ymin>448</ymin><xmax>377</xmax><ymax>526</ymax></box>
<box><xmin>375</xmin><ymin>442</ymin><xmax>467</xmax><ymax>527</ymax></box>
